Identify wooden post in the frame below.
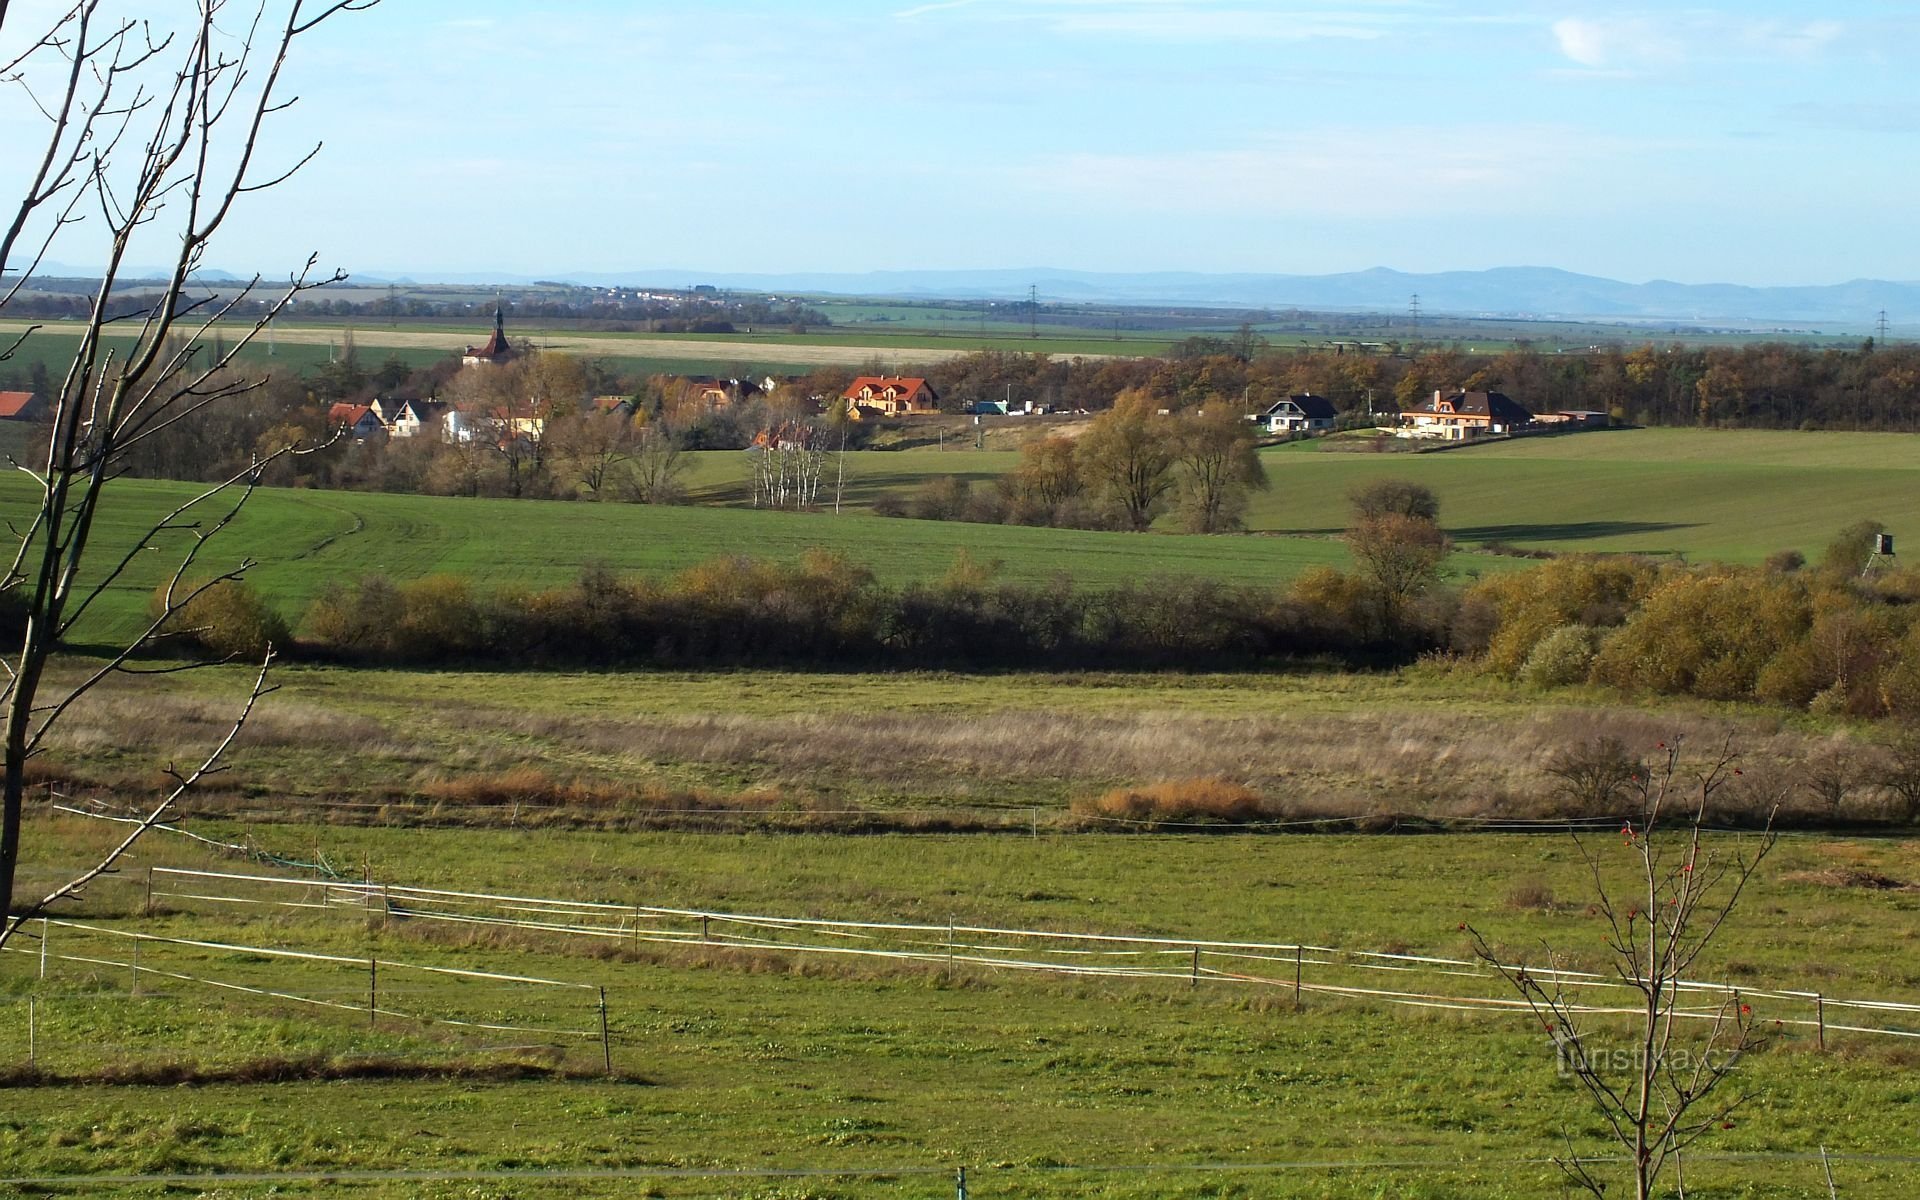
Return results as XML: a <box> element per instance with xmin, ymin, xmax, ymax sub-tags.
<box><xmin>1190</xmin><ymin>946</ymin><xmax>1200</xmax><ymax>988</ymax></box>
<box><xmin>946</xmin><ymin>921</ymin><xmax>955</xmax><ymax>982</ymax></box>
<box><xmin>1293</xmin><ymin>945</ymin><xmax>1303</xmax><ymax>1009</ymax></box>
<box><xmin>144</xmin><ymin>866</ymin><xmax>154</xmax><ymax>915</ymax></box>
<box><xmin>700</xmin><ymin>913</ymin><xmax>709</xmax><ymax>943</ymax></box>
<box><xmin>368</xmin><ymin>958</ymin><xmax>378</xmax><ymax>1027</ymax></box>
<box><xmin>38</xmin><ymin>918</ymin><xmax>47</xmax><ymax>980</ymax></box>
<box><xmin>1816</xmin><ymin>993</ymin><xmax>1826</xmax><ymax>1051</ymax></box>
<box><xmin>598</xmin><ymin>986</ymin><xmax>612</xmax><ymax>1075</ymax></box>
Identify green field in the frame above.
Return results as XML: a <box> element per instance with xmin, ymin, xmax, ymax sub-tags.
<box><xmin>10</xmin><ymin>425</ymin><xmax>1920</xmax><ymax>645</ymax></box>
<box><xmin>1245</xmin><ymin>427</ymin><xmax>1920</xmax><ymax>560</ymax></box>
<box><xmin>4</xmin><ymin>813</ymin><xmax>1916</xmax><ymax>1198</ymax></box>
<box><xmin>0</xmin><ymin>474</ymin><xmax>1359</xmax><ymax>646</ymax></box>
<box><xmin>694</xmin><ymin>426</ymin><xmax>1920</xmax><ymax>564</ymax></box>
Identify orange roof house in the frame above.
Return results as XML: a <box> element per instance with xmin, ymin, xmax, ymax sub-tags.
<box><xmin>840</xmin><ymin>376</ymin><xmax>938</xmax><ymax>420</ymax></box>
<box><xmin>0</xmin><ymin>391</ymin><xmax>41</xmax><ymax>420</ymax></box>
<box><xmin>1398</xmin><ymin>388</ymin><xmax>1533</xmax><ymax>441</ymax></box>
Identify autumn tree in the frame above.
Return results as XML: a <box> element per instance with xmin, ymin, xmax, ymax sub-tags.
<box><xmin>1172</xmin><ymin>402</ymin><xmax>1267</xmax><ymax>533</ymax></box>
<box><xmin>1010</xmin><ymin>436</ymin><xmax>1082</xmax><ymax>509</ymax></box>
<box><xmin>546</xmin><ymin>407</ymin><xmax>640</xmax><ymax>498</ymax></box>
<box><xmin>1346</xmin><ymin>512</ymin><xmax>1451</xmax><ymax>630</ymax></box>
<box><xmin>1076</xmin><ymin>389</ymin><xmax>1175</xmax><ymax>531</ymax></box>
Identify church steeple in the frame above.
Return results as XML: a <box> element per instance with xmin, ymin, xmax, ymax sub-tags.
<box><xmin>461</xmin><ymin>297</ymin><xmax>517</xmax><ymax>366</ymax></box>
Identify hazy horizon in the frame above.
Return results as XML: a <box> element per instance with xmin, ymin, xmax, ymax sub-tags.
<box><xmin>4</xmin><ymin>2</ymin><xmax>1915</xmax><ymax>289</ymax></box>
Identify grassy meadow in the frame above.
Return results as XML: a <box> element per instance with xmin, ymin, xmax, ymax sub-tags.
<box><xmin>4</xmin><ymin>813</ymin><xmax>1917</xmax><ymax>1198</ymax></box>
<box><xmin>6</xmin><ymin>424</ymin><xmax>1920</xmax><ymax>644</ymax></box>
<box><xmin>10</xmin><ymin>420</ymin><xmax>1920</xmax><ymax>1195</ymax></box>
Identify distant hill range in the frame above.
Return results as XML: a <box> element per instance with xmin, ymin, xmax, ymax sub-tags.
<box><xmin>33</xmin><ymin>260</ymin><xmax>1919</xmax><ymax>328</ymax></box>
<box><xmin>522</xmin><ymin>266</ymin><xmax>1908</xmax><ymax>329</ymax></box>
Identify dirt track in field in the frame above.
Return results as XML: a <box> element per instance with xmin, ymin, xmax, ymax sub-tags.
<box><xmin>0</xmin><ymin>321</ymin><xmax>1124</xmax><ymax>367</ymax></box>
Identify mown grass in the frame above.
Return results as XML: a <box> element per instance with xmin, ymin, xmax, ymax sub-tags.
<box><xmin>3</xmin><ymin>816</ymin><xmax>1917</xmax><ymax>1197</ymax></box>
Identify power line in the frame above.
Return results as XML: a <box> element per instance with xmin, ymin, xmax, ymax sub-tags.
<box><xmin>1409</xmin><ymin>292</ymin><xmax>1421</xmax><ymax>336</ymax></box>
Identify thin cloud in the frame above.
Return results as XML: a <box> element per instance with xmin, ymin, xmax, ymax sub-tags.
<box><xmin>896</xmin><ymin>0</ymin><xmax>1435</xmax><ymax>41</ymax></box>
<box><xmin>1550</xmin><ymin>13</ymin><xmax>1846</xmax><ymax>72</ymax></box>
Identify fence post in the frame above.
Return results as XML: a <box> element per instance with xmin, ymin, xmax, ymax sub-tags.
<box><xmin>39</xmin><ymin>917</ymin><xmax>47</xmax><ymax>980</ymax></box>
<box><xmin>1293</xmin><ymin>945</ymin><xmax>1303</xmax><ymax>1009</ymax></box>
<box><xmin>144</xmin><ymin>867</ymin><xmax>154</xmax><ymax>915</ymax></box>
<box><xmin>599</xmin><ymin>986</ymin><xmax>612</xmax><ymax>1076</ymax></box>
<box><xmin>700</xmin><ymin>913</ymin><xmax>709</xmax><ymax>944</ymax></box>
<box><xmin>1821</xmin><ymin>1145</ymin><xmax>1838</xmax><ymax>1199</ymax></box>
<box><xmin>956</xmin><ymin>1165</ymin><xmax>968</xmax><ymax>1200</ymax></box>
<box><xmin>368</xmin><ymin>958</ymin><xmax>378</xmax><ymax>1027</ymax></box>
<box><xmin>1816</xmin><ymin>993</ymin><xmax>1826</xmax><ymax>1051</ymax></box>
<box><xmin>946</xmin><ymin>921</ymin><xmax>955</xmax><ymax>982</ymax></box>
<box><xmin>1190</xmin><ymin>946</ymin><xmax>1199</xmax><ymax>988</ymax></box>
<box><xmin>27</xmin><ymin>997</ymin><xmax>35</xmax><ymax>1066</ymax></box>
<box><xmin>130</xmin><ymin>939</ymin><xmax>139</xmax><ymax>997</ymax></box>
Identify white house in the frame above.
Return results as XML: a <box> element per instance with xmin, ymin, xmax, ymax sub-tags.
<box><xmin>1257</xmin><ymin>394</ymin><xmax>1338</xmax><ymax>434</ymax></box>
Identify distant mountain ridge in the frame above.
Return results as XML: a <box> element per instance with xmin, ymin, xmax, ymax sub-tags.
<box><xmin>30</xmin><ymin>260</ymin><xmax>1919</xmax><ymax>327</ymax></box>
<box><xmin>517</xmin><ymin>265</ymin><xmax>1909</xmax><ymax>328</ymax></box>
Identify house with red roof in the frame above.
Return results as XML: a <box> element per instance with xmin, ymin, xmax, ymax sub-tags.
<box><xmin>0</xmin><ymin>391</ymin><xmax>43</xmax><ymax>421</ymax></box>
<box><xmin>328</xmin><ymin>402</ymin><xmax>387</xmax><ymax>442</ymax></box>
<box><xmin>840</xmin><ymin>376</ymin><xmax>939</xmax><ymax>420</ymax></box>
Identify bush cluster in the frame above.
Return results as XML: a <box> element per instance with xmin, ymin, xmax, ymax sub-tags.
<box><xmin>1462</xmin><ymin>552</ymin><xmax>1920</xmax><ymax>717</ymax></box>
<box><xmin>295</xmin><ymin>552</ymin><xmax>1431</xmax><ymax>671</ymax></box>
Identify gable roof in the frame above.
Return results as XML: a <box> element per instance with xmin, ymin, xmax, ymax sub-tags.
<box><xmin>330</xmin><ymin>403</ymin><xmax>377</xmax><ymax>428</ymax></box>
<box><xmin>1406</xmin><ymin>389</ymin><xmax>1532</xmax><ymax>424</ymax></box>
<box><xmin>0</xmin><ymin>391</ymin><xmax>35</xmax><ymax>418</ymax></box>
<box><xmin>840</xmin><ymin>375</ymin><xmax>934</xmax><ymax>400</ymax></box>
<box><xmin>1265</xmin><ymin>393</ymin><xmax>1337</xmax><ymax>420</ymax></box>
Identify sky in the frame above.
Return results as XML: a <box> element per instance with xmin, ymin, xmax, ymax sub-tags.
<box><xmin>4</xmin><ymin>1</ymin><xmax>1919</xmax><ymax>287</ymax></box>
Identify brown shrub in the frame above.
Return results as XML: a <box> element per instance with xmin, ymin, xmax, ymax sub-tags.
<box><xmin>1073</xmin><ymin>777</ymin><xmax>1271</xmax><ymax>828</ymax></box>
<box><xmin>1507</xmin><ymin>878</ymin><xmax>1557</xmax><ymax>911</ymax></box>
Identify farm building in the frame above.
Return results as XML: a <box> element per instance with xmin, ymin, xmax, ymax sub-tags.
<box><xmin>1257</xmin><ymin>394</ymin><xmax>1337</xmax><ymax>434</ymax></box>
<box><xmin>0</xmin><ymin>390</ymin><xmax>43</xmax><ymax>422</ymax></box>
<box><xmin>842</xmin><ymin>376</ymin><xmax>939</xmax><ymax>419</ymax></box>
<box><xmin>1398</xmin><ymin>389</ymin><xmax>1533</xmax><ymax>440</ymax></box>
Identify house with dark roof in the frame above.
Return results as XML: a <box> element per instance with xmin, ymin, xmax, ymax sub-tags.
<box><xmin>387</xmin><ymin>398</ymin><xmax>449</xmax><ymax>439</ymax></box>
<box><xmin>0</xmin><ymin>391</ymin><xmax>43</xmax><ymax>421</ymax></box>
<box><xmin>1257</xmin><ymin>394</ymin><xmax>1338</xmax><ymax>435</ymax></box>
<box><xmin>841</xmin><ymin>376</ymin><xmax>938</xmax><ymax>419</ymax></box>
<box><xmin>1398</xmin><ymin>388</ymin><xmax>1533</xmax><ymax>440</ymax></box>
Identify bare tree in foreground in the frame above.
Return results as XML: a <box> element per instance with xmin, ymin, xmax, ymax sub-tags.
<box><xmin>1468</xmin><ymin>738</ymin><xmax>1777</xmax><ymax>1200</ymax></box>
<box><xmin>0</xmin><ymin>0</ymin><xmax>375</xmax><ymax>947</ymax></box>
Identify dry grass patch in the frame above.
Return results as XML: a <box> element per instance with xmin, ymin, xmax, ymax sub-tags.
<box><xmin>1072</xmin><ymin>777</ymin><xmax>1272</xmax><ymax>827</ymax></box>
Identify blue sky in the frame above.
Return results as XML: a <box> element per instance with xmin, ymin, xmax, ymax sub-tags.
<box><xmin>8</xmin><ymin>2</ymin><xmax>1920</xmax><ymax>285</ymax></box>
